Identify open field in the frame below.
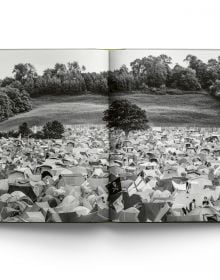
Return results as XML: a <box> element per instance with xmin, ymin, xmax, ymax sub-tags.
<box><xmin>0</xmin><ymin>93</ymin><xmax>220</xmax><ymax>131</ymax></box>
<box><xmin>0</xmin><ymin>95</ymin><xmax>108</xmax><ymax>131</ymax></box>
<box><xmin>112</xmin><ymin>92</ymin><xmax>220</xmax><ymax>127</ymax></box>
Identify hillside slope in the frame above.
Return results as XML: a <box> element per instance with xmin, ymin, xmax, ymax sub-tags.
<box><xmin>0</xmin><ymin>93</ymin><xmax>220</xmax><ymax>131</ymax></box>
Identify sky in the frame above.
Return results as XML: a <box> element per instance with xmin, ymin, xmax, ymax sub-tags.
<box><xmin>0</xmin><ymin>49</ymin><xmax>109</xmax><ymax>79</ymax></box>
<box><xmin>0</xmin><ymin>49</ymin><xmax>220</xmax><ymax>79</ymax></box>
<box><xmin>110</xmin><ymin>49</ymin><xmax>220</xmax><ymax>70</ymax></box>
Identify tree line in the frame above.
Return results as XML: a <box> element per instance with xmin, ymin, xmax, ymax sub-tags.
<box><xmin>109</xmin><ymin>54</ymin><xmax>220</xmax><ymax>93</ymax></box>
<box><xmin>1</xmin><ymin>54</ymin><xmax>220</xmax><ymax>123</ymax></box>
<box><xmin>0</xmin><ymin>62</ymin><xmax>108</xmax><ymax>97</ymax></box>
<box><xmin>1</xmin><ymin>54</ymin><xmax>220</xmax><ymax>97</ymax></box>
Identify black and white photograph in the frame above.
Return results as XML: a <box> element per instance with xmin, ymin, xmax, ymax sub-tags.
<box><xmin>2</xmin><ymin>2</ymin><xmax>220</xmax><ymax>280</ymax></box>
<box><xmin>0</xmin><ymin>49</ymin><xmax>110</xmax><ymax>222</ymax></box>
<box><xmin>1</xmin><ymin>49</ymin><xmax>220</xmax><ymax>222</ymax></box>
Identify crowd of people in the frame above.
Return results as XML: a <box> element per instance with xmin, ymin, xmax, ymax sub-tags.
<box><xmin>1</xmin><ymin>125</ymin><xmax>220</xmax><ymax>222</ymax></box>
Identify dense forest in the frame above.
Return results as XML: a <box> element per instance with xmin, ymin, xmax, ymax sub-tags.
<box><xmin>1</xmin><ymin>54</ymin><xmax>220</xmax><ymax>122</ymax></box>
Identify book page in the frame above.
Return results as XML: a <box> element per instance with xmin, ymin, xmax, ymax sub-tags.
<box><xmin>108</xmin><ymin>49</ymin><xmax>220</xmax><ymax>222</ymax></box>
<box><xmin>0</xmin><ymin>49</ymin><xmax>110</xmax><ymax>223</ymax></box>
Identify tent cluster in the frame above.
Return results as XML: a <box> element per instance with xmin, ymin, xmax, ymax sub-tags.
<box><xmin>1</xmin><ymin>125</ymin><xmax>220</xmax><ymax>222</ymax></box>
<box><xmin>0</xmin><ymin>126</ymin><xmax>110</xmax><ymax>222</ymax></box>
<box><xmin>108</xmin><ymin>127</ymin><xmax>220</xmax><ymax>222</ymax></box>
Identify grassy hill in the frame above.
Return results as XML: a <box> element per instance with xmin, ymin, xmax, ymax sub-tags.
<box><xmin>112</xmin><ymin>92</ymin><xmax>220</xmax><ymax>127</ymax></box>
<box><xmin>0</xmin><ymin>93</ymin><xmax>220</xmax><ymax>131</ymax></box>
<box><xmin>0</xmin><ymin>94</ymin><xmax>108</xmax><ymax>131</ymax></box>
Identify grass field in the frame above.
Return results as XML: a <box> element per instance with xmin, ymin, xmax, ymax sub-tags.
<box><xmin>0</xmin><ymin>93</ymin><xmax>220</xmax><ymax>131</ymax></box>
<box><xmin>0</xmin><ymin>95</ymin><xmax>108</xmax><ymax>131</ymax></box>
<box><xmin>112</xmin><ymin>92</ymin><xmax>220</xmax><ymax>127</ymax></box>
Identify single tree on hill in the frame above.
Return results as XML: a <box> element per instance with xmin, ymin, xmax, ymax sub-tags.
<box><xmin>103</xmin><ymin>99</ymin><xmax>149</xmax><ymax>138</ymax></box>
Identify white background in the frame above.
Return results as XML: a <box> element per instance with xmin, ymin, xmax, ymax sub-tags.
<box><xmin>1</xmin><ymin>1</ymin><xmax>220</xmax><ymax>280</ymax></box>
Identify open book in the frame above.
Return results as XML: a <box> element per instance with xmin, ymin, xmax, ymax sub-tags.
<box><xmin>0</xmin><ymin>49</ymin><xmax>220</xmax><ymax>223</ymax></box>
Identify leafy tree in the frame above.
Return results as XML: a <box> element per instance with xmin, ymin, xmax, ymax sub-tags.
<box><xmin>1</xmin><ymin>77</ymin><xmax>15</xmax><ymax>87</ymax></box>
<box><xmin>10</xmin><ymin>80</ymin><xmax>24</xmax><ymax>91</ymax></box>
<box><xmin>54</xmin><ymin>63</ymin><xmax>68</xmax><ymax>82</ymax></box>
<box><xmin>0</xmin><ymin>92</ymin><xmax>12</xmax><ymax>121</ymax></box>
<box><xmin>67</xmin><ymin>61</ymin><xmax>82</xmax><ymax>74</ymax></box>
<box><xmin>0</xmin><ymin>86</ymin><xmax>31</xmax><ymax>122</ymax></box>
<box><xmin>83</xmin><ymin>72</ymin><xmax>108</xmax><ymax>94</ymax></box>
<box><xmin>184</xmin><ymin>55</ymin><xmax>220</xmax><ymax>89</ymax></box>
<box><xmin>130</xmin><ymin>55</ymin><xmax>170</xmax><ymax>88</ymax></box>
<box><xmin>210</xmin><ymin>80</ymin><xmax>220</xmax><ymax>97</ymax></box>
<box><xmin>1</xmin><ymin>86</ymin><xmax>32</xmax><ymax>114</ymax></box>
<box><xmin>13</xmin><ymin>63</ymin><xmax>37</xmax><ymax>84</ymax></box>
<box><xmin>103</xmin><ymin>99</ymin><xmax>149</xmax><ymax>137</ymax></box>
<box><xmin>119</xmin><ymin>65</ymin><xmax>129</xmax><ymax>74</ymax></box>
<box><xmin>43</xmin><ymin>68</ymin><xmax>56</xmax><ymax>78</ymax></box>
<box><xmin>43</xmin><ymin>120</ymin><xmax>64</xmax><ymax>139</ymax></box>
<box><xmin>170</xmin><ymin>65</ymin><xmax>201</xmax><ymax>90</ymax></box>
<box><xmin>184</xmin><ymin>55</ymin><xmax>201</xmax><ymax>70</ymax></box>
<box><xmin>159</xmin><ymin>54</ymin><xmax>172</xmax><ymax>65</ymax></box>
<box><xmin>108</xmin><ymin>68</ymin><xmax>136</xmax><ymax>92</ymax></box>
<box><xmin>18</xmin><ymin>122</ymin><xmax>32</xmax><ymax>137</ymax></box>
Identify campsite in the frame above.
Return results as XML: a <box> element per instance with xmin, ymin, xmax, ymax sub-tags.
<box><xmin>1</xmin><ymin>50</ymin><xmax>220</xmax><ymax>222</ymax></box>
<box><xmin>1</xmin><ymin>124</ymin><xmax>220</xmax><ymax>222</ymax></box>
